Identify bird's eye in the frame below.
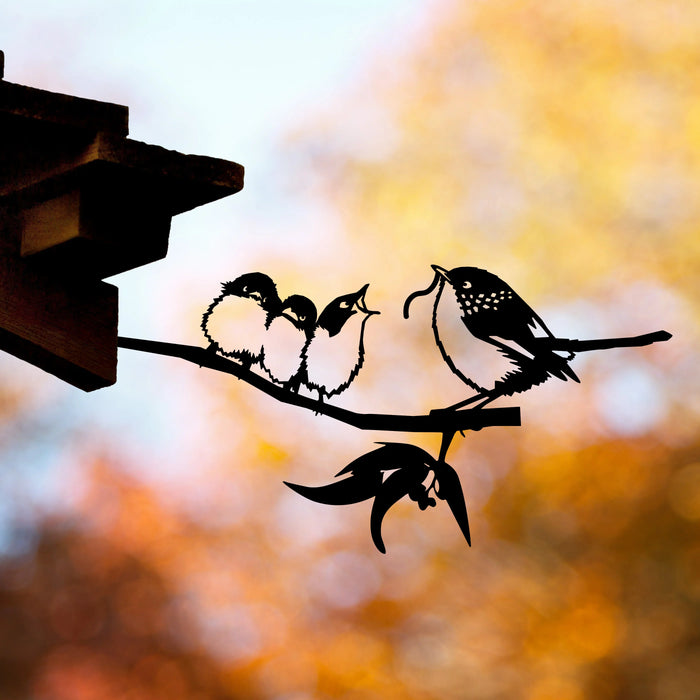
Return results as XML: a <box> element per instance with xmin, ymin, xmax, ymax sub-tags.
<box><xmin>462</xmin><ymin>281</ymin><xmax>472</xmax><ymax>289</ymax></box>
<box><xmin>299</xmin><ymin>314</ymin><xmax>306</xmax><ymax>321</ymax></box>
<box><xmin>340</xmin><ymin>301</ymin><xmax>351</xmax><ymax>309</ymax></box>
<box><xmin>242</xmin><ymin>285</ymin><xmax>248</xmax><ymax>293</ymax></box>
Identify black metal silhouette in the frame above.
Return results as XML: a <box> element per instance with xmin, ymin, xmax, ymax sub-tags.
<box><xmin>285</xmin><ymin>442</ymin><xmax>471</xmax><ymax>553</ymax></box>
<box><xmin>201</xmin><ymin>275</ymin><xmax>380</xmax><ymax>401</ymax></box>
<box><xmin>300</xmin><ymin>284</ymin><xmax>380</xmax><ymax>401</ymax></box>
<box><xmin>201</xmin><ymin>272</ymin><xmax>281</xmax><ymax>368</ymax></box>
<box><xmin>116</xmin><ymin>264</ymin><xmax>673</xmax><ymax>554</ymax></box>
<box><xmin>404</xmin><ymin>265</ymin><xmax>672</xmax><ymax>410</ymax></box>
<box><xmin>260</xmin><ymin>294</ymin><xmax>317</xmax><ymax>391</ymax></box>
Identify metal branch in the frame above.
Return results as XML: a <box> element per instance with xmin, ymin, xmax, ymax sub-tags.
<box><xmin>118</xmin><ymin>336</ymin><xmax>521</xmax><ymax>433</ymax></box>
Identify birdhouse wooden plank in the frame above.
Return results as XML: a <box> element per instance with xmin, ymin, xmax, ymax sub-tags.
<box><xmin>0</xmin><ymin>51</ymin><xmax>244</xmax><ymax>390</ymax></box>
<box><xmin>0</xmin><ymin>210</ymin><xmax>118</xmax><ymax>390</ymax></box>
<box><xmin>14</xmin><ymin>134</ymin><xmax>245</xmax><ymax>279</ymax></box>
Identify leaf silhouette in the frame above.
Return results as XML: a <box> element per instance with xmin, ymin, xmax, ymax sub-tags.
<box><xmin>370</xmin><ymin>464</ymin><xmax>430</xmax><ymax>554</ymax></box>
<box><xmin>335</xmin><ymin>442</ymin><xmax>434</xmax><ymax>478</ymax></box>
<box><xmin>433</xmin><ymin>460</ymin><xmax>471</xmax><ymax>547</ymax></box>
<box><xmin>286</xmin><ymin>441</ymin><xmax>472</xmax><ymax>553</ymax></box>
<box><xmin>284</xmin><ymin>469</ymin><xmax>382</xmax><ymax>506</ymax></box>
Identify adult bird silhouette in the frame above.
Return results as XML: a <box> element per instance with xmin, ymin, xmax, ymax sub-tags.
<box><xmin>301</xmin><ymin>284</ymin><xmax>380</xmax><ymax>402</ymax></box>
<box><xmin>201</xmin><ymin>272</ymin><xmax>281</xmax><ymax>369</ymax></box>
<box><xmin>404</xmin><ymin>265</ymin><xmax>671</xmax><ymax>409</ymax></box>
<box><xmin>261</xmin><ymin>294</ymin><xmax>317</xmax><ymax>390</ymax></box>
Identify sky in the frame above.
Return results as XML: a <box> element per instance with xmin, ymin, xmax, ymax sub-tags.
<box><xmin>3</xmin><ymin>1</ymin><xmax>425</xmax><ymax>171</ymax></box>
<box><xmin>0</xmin><ymin>0</ymin><xmax>433</xmax><ymax>502</ymax></box>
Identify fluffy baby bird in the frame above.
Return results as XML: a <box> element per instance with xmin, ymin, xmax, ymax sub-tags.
<box><xmin>300</xmin><ymin>284</ymin><xmax>379</xmax><ymax>402</ymax></box>
<box><xmin>261</xmin><ymin>294</ymin><xmax>317</xmax><ymax>390</ymax></box>
<box><xmin>201</xmin><ymin>272</ymin><xmax>281</xmax><ymax>369</ymax></box>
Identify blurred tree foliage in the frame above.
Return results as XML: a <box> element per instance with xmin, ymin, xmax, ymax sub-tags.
<box><xmin>2</xmin><ymin>0</ymin><xmax>700</xmax><ymax>698</ymax></box>
<box><xmin>0</xmin><ymin>477</ymin><xmax>241</xmax><ymax>700</ymax></box>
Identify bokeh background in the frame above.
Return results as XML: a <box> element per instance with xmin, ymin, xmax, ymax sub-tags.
<box><xmin>1</xmin><ymin>1</ymin><xmax>699</xmax><ymax>698</ymax></box>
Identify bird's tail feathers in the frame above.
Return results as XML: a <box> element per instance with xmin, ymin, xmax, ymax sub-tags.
<box><xmin>539</xmin><ymin>351</ymin><xmax>580</xmax><ymax>384</ymax></box>
<box><xmin>536</xmin><ymin>330</ymin><xmax>671</xmax><ymax>353</ymax></box>
<box><xmin>561</xmin><ymin>362</ymin><xmax>580</xmax><ymax>383</ymax></box>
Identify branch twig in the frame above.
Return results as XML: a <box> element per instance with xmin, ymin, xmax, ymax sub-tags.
<box><xmin>117</xmin><ymin>336</ymin><xmax>521</xmax><ymax>433</ymax></box>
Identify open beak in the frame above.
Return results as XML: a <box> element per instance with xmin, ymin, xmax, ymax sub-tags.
<box><xmin>354</xmin><ymin>283</ymin><xmax>380</xmax><ymax>316</ymax></box>
<box><xmin>431</xmin><ymin>264</ymin><xmax>451</xmax><ymax>282</ymax></box>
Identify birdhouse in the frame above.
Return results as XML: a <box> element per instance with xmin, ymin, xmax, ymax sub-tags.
<box><xmin>0</xmin><ymin>51</ymin><xmax>244</xmax><ymax>391</ymax></box>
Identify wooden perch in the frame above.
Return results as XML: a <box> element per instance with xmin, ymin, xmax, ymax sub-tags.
<box><xmin>117</xmin><ymin>336</ymin><xmax>521</xmax><ymax>434</ymax></box>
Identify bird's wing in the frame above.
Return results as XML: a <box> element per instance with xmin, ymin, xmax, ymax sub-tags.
<box><xmin>489</xmin><ymin>336</ymin><xmax>579</xmax><ymax>385</ymax></box>
<box><xmin>526</xmin><ymin>307</ymin><xmax>556</xmax><ymax>339</ymax></box>
<box><xmin>507</xmin><ymin>292</ymin><xmax>553</xmax><ymax>336</ymax></box>
<box><xmin>487</xmin><ymin>338</ymin><xmax>529</xmax><ymax>371</ymax></box>
<box><xmin>489</xmin><ymin>336</ymin><xmax>535</xmax><ymax>362</ymax></box>
<box><xmin>481</xmin><ymin>287</ymin><xmax>556</xmax><ymax>349</ymax></box>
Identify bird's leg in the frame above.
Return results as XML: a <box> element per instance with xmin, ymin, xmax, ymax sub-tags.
<box><xmin>430</xmin><ymin>392</ymin><xmax>486</xmax><ymax>414</ymax></box>
<box><xmin>199</xmin><ymin>342</ymin><xmax>220</xmax><ymax>367</ymax></box>
<box><xmin>447</xmin><ymin>394</ymin><xmax>485</xmax><ymax>410</ymax></box>
<box><xmin>445</xmin><ymin>391</ymin><xmax>495</xmax><ymax>411</ymax></box>
<box><xmin>471</xmin><ymin>394</ymin><xmax>497</xmax><ymax>409</ymax></box>
<box><xmin>237</xmin><ymin>356</ymin><xmax>254</xmax><ymax>372</ymax></box>
<box><xmin>313</xmin><ymin>391</ymin><xmax>325</xmax><ymax>415</ymax></box>
<box><xmin>283</xmin><ymin>375</ymin><xmax>301</xmax><ymax>394</ymax></box>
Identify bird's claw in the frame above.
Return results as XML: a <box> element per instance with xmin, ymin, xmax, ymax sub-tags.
<box><xmin>199</xmin><ymin>343</ymin><xmax>220</xmax><ymax>367</ymax></box>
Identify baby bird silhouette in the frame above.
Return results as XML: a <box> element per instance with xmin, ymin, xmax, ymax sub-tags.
<box><xmin>261</xmin><ymin>294</ymin><xmax>317</xmax><ymax>390</ymax></box>
<box><xmin>301</xmin><ymin>284</ymin><xmax>380</xmax><ymax>402</ymax></box>
<box><xmin>405</xmin><ymin>265</ymin><xmax>671</xmax><ymax>409</ymax></box>
<box><xmin>201</xmin><ymin>272</ymin><xmax>281</xmax><ymax>369</ymax></box>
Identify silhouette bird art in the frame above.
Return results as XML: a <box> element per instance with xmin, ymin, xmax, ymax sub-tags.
<box><xmin>201</xmin><ymin>272</ymin><xmax>281</xmax><ymax>369</ymax></box>
<box><xmin>404</xmin><ymin>265</ymin><xmax>672</xmax><ymax>409</ymax></box>
<box><xmin>261</xmin><ymin>294</ymin><xmax>317</xmax><ymax>390</ymax></box>
<box><xmin>301</xmin><ymin>284</ymin><xmax>380</xmax><ymax>402</ymax></box>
